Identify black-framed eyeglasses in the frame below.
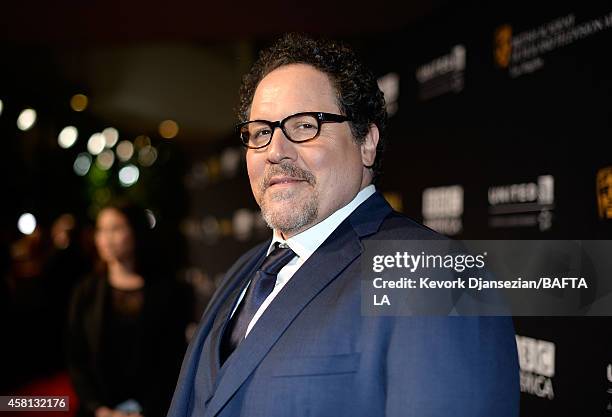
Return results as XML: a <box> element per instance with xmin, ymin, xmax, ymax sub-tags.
<box><xmin>237</xmin><ymin>112</ymin><xmax>351</xmax><ymax>149</ymax></box>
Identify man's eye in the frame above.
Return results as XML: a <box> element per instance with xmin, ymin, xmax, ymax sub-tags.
<box><xmin>254</xmin><ymin>129</ymin><xmax>272</xmax><ymax>138</ymax></box>
<box><xmin>297</xmin><ymin>123</ymin><xmax>316</xmax><ymax>130</ymax></box>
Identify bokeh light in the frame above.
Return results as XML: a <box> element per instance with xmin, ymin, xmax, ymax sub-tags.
<box><xmin>96</xmin><ymin>149</ymin><xmax>115</xmax><ymax>170</ymax></box>
<box><xmin>145</xmin><ymin>209</ymin><xmax>156</xmax><ymax>229</ymax></box>
<box><xmin>138</xmin><ymin>145</ymin><xmax>158</xmax><ymax>167</ymax></box>
<box><xmin>73</xmin><ymin>153</ymin><xmax>92</xmax><ymax>176</ymax></box>
<box><xmin>118</xmin><ymin>164</ymin><xmax>139</xmax><ymax>187</ymax></box>
<box><xmin>58</xmin><ymin>126</ymin><xmax>78</xmax><ymax>149</ymax></box>
<box><xmin>102</xmin><ymin>127</ymin><xmax>119</xmax><ymax>148</ymax></box>
<box><xmin>87</xmin><ymin>133</ymin><xmax>105</xmax><ymax>155</ymax></box>
<box><xmin>134</xmin><ymin>135</ymin><xmax>151</xmax><ymax>149</ymax></box>
<box><xmin>159</xmin><ymin>119</ymin><xmax>179</xmax><ymax>139</ymax></box>
<box><xmin>17</xmin><ymin>213</ymin><xmax>37</xmax><ymax>235</ymax></box>
<box><xmin>116</xmin><ymin>140</ymin><xmax>134</xmax><ymax>161</ymax></box>
<box><xmin>71</xmin><ymin>94</ymin><xmax>88</xmax><ymax>112</ymax></box>
<box><xmin>17</xmin><ymin>108</ymin><xmax>37</xmax><ymax>131</ymax></box>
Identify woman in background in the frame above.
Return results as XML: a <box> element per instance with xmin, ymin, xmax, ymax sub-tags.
<box><xmin>68</xmin><ymin>201</ymin><xmax>192</xmax><ymax>417</ymax></box>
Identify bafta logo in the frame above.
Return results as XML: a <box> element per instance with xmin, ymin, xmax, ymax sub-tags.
<box><xmin>494</xmin><ymin>24</ymin><xmax>513</xmax><ymax>69</ymax></box>
<box><xmin>596</xmin><ymin>166</ymin><xmax>612</xmax><ymax>220</ymax></box>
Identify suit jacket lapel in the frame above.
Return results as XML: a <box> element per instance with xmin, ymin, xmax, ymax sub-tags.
<box><xmin>167</xmin><ymin>242</ymin><xmax>270</xmax><ymax>417</ymax></box>
<box><xmin>207</xmin><ymin>276</ymin><xmax>250</xmax><ymax>384</ymax></box>
<box><xmin>205</xmin><ymin>192</ymin><xmax>392</xmax><ymax>417</ymax></box>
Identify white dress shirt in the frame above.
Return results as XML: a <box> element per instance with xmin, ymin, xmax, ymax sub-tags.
<box><xmin>231</xmin><ymin>185</ymin><xmax>376</xmax><ymax>337</ymax></box>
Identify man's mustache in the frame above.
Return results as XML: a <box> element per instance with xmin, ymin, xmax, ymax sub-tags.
<box><xmin>260</xmin><ymin>162</ymin><xmax>316</xmax><ymax>191</ymax></box>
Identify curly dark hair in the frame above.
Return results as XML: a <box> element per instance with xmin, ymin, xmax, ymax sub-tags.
<box><xmin>238</xmin><ymin>33</ymin><xmax>387</xmax><ymax>182</ymax></box>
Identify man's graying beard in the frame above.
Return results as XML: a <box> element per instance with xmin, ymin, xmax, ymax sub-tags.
<box><xmin>258</xmin><ymin>161</ymin><xmax>318</xmax><ymax>235</ymax></box>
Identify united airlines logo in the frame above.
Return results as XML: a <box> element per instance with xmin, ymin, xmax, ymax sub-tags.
<box><xmin>415</xmin><ymin>45</ymin><xmax>466</xmax><ymax>101</ymax></box>
<box><xmin>488</xmin><ymin>175</ymin><xmax>554</xmax><ymax>231</ymax></box>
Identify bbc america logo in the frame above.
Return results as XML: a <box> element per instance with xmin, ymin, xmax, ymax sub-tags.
<box><xmin>421</xmin><ymin>185</ymin><xmax>464</xmax><ymax>236</ymax></box>
<box><xmin>516</xmin><ymin>335</ymin><xmax>555</xmax><ymax>400</ymax></box>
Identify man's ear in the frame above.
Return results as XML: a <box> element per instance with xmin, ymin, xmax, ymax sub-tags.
<box><xmin>361</xmin><ymin>123</ymin><xmax>379</xmax><ymax>168</ymax></box>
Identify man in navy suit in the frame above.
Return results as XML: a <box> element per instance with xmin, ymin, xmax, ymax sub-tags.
<box><xmin>168</xmin><ymin>33</ymin><xmax>519</xmax><ymax>417</ymax></box>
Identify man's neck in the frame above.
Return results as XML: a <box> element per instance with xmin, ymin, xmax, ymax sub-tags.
<box><xmin>272</xmin><ymin>185</ymin><xmax>376</xmax><ymax>253</ymax></box>
<box><xmin>277</xmin><ymin>182</ymin><xmax>374</xmax><ymax>240</ymax></box>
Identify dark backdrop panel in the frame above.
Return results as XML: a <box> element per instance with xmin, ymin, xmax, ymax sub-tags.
<box><xmin>184</xmin><ymin>3</ymin><xmax>612</xmax><ymax>415</ymax></box>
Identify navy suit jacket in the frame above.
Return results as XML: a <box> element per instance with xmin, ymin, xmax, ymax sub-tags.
<box><xmin>168</xmin><ymin>192</ymin><xmax>519</xmax><ymax>417</ymax></box>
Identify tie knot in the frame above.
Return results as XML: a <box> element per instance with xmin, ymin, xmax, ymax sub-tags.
<box><xmin>260</xmin><ymin>244</ymin><xmax>296</xmax><ymax>275</ymax></box>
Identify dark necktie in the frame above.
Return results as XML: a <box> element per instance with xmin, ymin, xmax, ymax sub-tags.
<box><xmin>220</xmin><ymin>243</ymin><xmax>296</xmax><ymax>364</ymax></box>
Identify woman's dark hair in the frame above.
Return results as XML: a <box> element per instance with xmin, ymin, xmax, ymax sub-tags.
<box><xmin>95</xmin><ymin>200</ymin><xmax>158</xmax><ymax>279</ymax></box>
<box><xmin>238</xmin><ymin>33</ymin><xmax>387</xmax><ymax>182</ymax></box>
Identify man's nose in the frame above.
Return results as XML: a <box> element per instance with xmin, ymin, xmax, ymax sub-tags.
<box><xmin>266</xmin><ymin>127</ymin><xmax>297</xmax><ymax>163</ymax></box>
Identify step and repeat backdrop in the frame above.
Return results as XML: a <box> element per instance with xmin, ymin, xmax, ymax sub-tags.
<box><xmin>183</xmin><ymin>3</ymin><xmax>612</xmax><ymax>416</ymax></box>
<box><xmin>377</xmin><ymin>5</ymin><xmax>612</xmax><ymax>415</ymax></box>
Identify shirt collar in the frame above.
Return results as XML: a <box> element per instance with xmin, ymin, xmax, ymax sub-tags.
<box><xmin>268</xmin><ymin>184</ymin><xmax>376</xmax><ymax>261</ymax></box>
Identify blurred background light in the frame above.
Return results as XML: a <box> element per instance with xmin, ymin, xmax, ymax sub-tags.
<box><xmin>220</xmin><ymin>147</ymin><xmax>241</xmax><ymax>178</ymax></box>
<box><xmin>95</xmin><ymin>149</ymin><xmax>115</xmax><ymax>170</ymax></box>
<box><xmin>201</xmin><ymin>216</ymin><xmax>220</xmax><ymax>243</ymax></box>
<box><xmin>58</xmin><ymin>126</ymin><xmax>78</xmax><ymax>149</ymax></box>
<box><xmin>87</xmin><ymin>133</ymin><xmax>105</xmax><ymax>155</ymax></box>
<box><xmin>17</xmin><ymin>108</ymin><xmax>37</xmax><ymax>131</ymax></box>
<box><xmin>377</xmin><ymin>72</ymin><xmax>400</xmax><ymax>117</ymax></box>
<box><xmin>102</xmin><ymin>127</ymin><xmax>119</xmax><ymax>148</ymax></box>
<box><xmin>116</xmin><ymin>140</ymin><xmax>134</xmax><ymax>161</ymax></box>
<box><xmin>145</xmin><ymin>209</ymin><xmax>156</xmax><ymax>229</ymax></box>
<box><xmin>0</xmin><ymin>99</ymin><xmax>3</xmax><ymax>116</ymax></box>
<box><xmin>119</xmin><ymin>164</ymin><xmax>139</xmax><ymax>187</ymax></box>
<box><xmin>93</xmin><ymin>187</ymin><xmax>111</xmax><ymax>205</ymax></box>
<box><xmin>232</xmin><ymin>209</ymin><xmax>254</xmax><ymax>241</ymax></box>
<box><xmin>73</xmin><ymin>153</ymin><xmax>92</xmax><ymax>176</ymax></box>
<box><xmin>138</xmin><ymin>145</ymin><xmax>158</xmax><ymax>167</ymax></box>
<box><xmin>70</xmin><ymin>93</ymin><xmax>88</xmax><ymax>112</ymax></box>
<box><xmin>159</xmin><ymin>119</ymin><xmax>179</xmax><ymax>139</ymax></box>
<box><xmin>134</xmin><ymin>135</ymin><xmax>151</xmax><ymax>149</ymax></box>
<box><xmin>17</xmin><ymin>213</ymin><xmax>37</xmax><ymax>235</ymax></box>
